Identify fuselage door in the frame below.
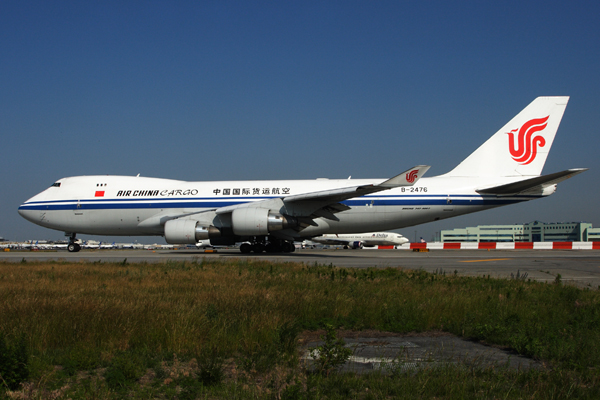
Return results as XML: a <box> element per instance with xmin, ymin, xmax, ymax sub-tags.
<box><xmin>73</xmin><ymin>199</ymin><xmax>84</xmax><ymax>216</ymax></box>
<box><xmin>443</xmin><ymin>196</ymin><xmax>454</xmax><ymax>212</ymax></box>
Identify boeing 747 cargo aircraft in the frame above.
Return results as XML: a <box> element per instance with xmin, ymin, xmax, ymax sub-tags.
<box><xmin>19</xmin><ymin>97</ymin><xmax>586</xmax><ymax>253</ymax></box>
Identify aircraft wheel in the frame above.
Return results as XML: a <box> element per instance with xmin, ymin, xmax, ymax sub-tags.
<box><xmin>67</xmin><ymin>243</ymin><xmax>80</xmax><ymax>253</ymax></box>
<box><xmin>240</xmin><ymin>243</ymin><xmax>252</xmax><ymax>254</ymax></box>
<box><xmin>282</xmin><ymin>242</ymin><xmax>294</xmax><ymax>253</ymax></box>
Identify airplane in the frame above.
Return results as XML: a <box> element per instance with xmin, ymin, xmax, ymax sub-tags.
<box><xmin>196</xmin><ymin>239</ymin><xmax>214</xmax><ymax>249</ymax></box>
<box><xmin>196</xmin><ymin>239</ymin><xmax>243</xmax><ymax>249</ymax></box>
<box><xmin>120</xmin><ymin>242</ymin><xmax>142</xmax><ymax>249</ymax></box>
<box><xmin>310</xmin><ymin>232</ymin><xmax>409</xmax><ymax>249</ymax></box>
<box><xmin>18</xmin><ymin>97</ymin><xmax>586</xmax><ymax>254</ymax></box>
<box><xmin>83</xmin><ymin>240</ymin><xmax>100</xmax><ymax>249</ymax></box>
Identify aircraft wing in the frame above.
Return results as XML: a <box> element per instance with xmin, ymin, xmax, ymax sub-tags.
<box><xmin>476</xmin><ymin>168</ymin><xmax>587</xmax><ymax>196</ymax></box>
<box><xmin>215</xmin><ymin>165</ymin><xmax>430</xmax><ymax>223</ymax></box>
<box><xmin>283</xmin><ymin>165</ymin><xmax>431</xmax><ymax>203</ymax></box>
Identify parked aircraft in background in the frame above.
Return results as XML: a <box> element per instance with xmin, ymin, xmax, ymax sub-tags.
<box><xmin>83</xmin><ymin>241</ymin><xmax>99</xmax><ymax>249</ymax></box>
<box><xmin>195</xmin><ymin>239</ymin><xmax>242</xmax><ymax>249</ymax></box>
<box><xmin>19</xmin><ymin>97</ymin><xmax>586</xmax><ymax>253</ymax></box>
<box><xmin>196</xmin><ymin>239</ymin><xmax>214</xmax><ymax>249</ymax></box>
<box><xmin>310</xmin><ymin>232</ymin><xmax>409</xmax><ymax>249</ymax></box>
<box><xmin>120</xmin><ymin>243</ymin><xmax>145</xmax><ymax>249</ymax></box>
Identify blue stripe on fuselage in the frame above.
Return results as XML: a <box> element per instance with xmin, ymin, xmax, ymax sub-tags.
<box><xmin>18</xmin><ymin>194</ymin><xmax>541</xmax><ymax>211</ymax></box>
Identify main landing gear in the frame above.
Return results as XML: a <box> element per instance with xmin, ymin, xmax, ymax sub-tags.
<box><xmin>239</xmin><ymin>237</ymin><xmax>296</xmax><ymax>254</ymax></box>
<box><xmin>66</xmin><ymin>233</ymin><xmax>81</xmax><ymax>253</ymax></box>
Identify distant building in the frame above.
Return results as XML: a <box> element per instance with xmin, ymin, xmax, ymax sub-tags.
<box><xmin>439</xmin><ymin>221</ymin><xmax>600</xmax><ymax>243</ymax></box>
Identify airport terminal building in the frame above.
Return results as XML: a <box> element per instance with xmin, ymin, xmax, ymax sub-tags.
<box><xmin>438</xmin><ymin>221</ymin><xmax>600</xmax><ymax>243</ymax></box>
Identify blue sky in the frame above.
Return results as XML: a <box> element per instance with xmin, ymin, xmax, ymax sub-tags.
<box><xmin>2</xmin><ymin>1</ymin><xmax>599</xmax><ymax>243</ymax></box>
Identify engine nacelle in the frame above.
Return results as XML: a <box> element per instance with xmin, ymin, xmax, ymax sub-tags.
<box><xmin>164</xmin><ymin>219</ymin><xmax>221</xmax><ymax>244</ymax></box>
<box><xmin>351</xmin><ymin>241</ymin><xmax>364</xmax><ymax>249</ymax></box>
<box><xmin>231</xmin><ymin>208</ymin><xmax>297</xmax><ymax>236</ymax></box>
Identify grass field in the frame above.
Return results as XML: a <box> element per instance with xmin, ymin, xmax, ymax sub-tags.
<box><xmin>0</xmin><ymin>258</ymin><xmax>599</xmax><ymax>399</ymax></box>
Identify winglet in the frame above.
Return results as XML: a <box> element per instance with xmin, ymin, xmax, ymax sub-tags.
<box><xmin>377</xmin><ymin>165</ymin><xmax>431</xmax><ymax>188</ymax></box>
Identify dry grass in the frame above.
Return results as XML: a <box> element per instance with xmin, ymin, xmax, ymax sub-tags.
<box><xmin>1</xmin><ymin>259</ymin><xmax>599</xmax><ymax>398</ymax></box>
<box><xmin>1</xmin><ymin>259</ymin><xmax>300</xmax><ymax>356</ymax></box>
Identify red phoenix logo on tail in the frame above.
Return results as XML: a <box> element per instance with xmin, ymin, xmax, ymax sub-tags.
<box><xmin>406</xmin><ymin>169</ymin><xmax>419</xmax><ymax>183</ymax></box>
<box><xmin>507</xmin><ymin>116</ymin><xmax>549</xmax><ymax>165</ymax></box>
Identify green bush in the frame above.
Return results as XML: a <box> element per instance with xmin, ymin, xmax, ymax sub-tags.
<box><xmin>197</xmin><ymin>346</ymin><xmax>224</xmax><ymax>386</ymax></box>
<box><xmin>104</xmin><ymin>350</ymin><xmax>145</xmax><ymax>389</ymax></box>
<box><xmin>308</xmin><ymin>324</ymin><xmax>352</xmax><ymax>376</ymax></box>
<box><xmin>0</xmin><ymin>333</ymin><xmax>29</xmax><ymax>391</ymax></box>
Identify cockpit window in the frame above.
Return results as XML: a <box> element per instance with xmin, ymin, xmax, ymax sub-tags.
<box><xmin>51</xmin><ymin>182</ymin><xmax>61</xmax><ymax>187</ymax></box>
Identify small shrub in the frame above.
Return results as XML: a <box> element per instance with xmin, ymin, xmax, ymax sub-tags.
<box><xmin>197</xmin><ymin>346</ymin><xmax>224</xmax><ymax>386</ymax></box>
<box><xmin>308</xmin><ymin>324</ymin><xmax>352</xmax><ymax>376</ymax></box>
<box><xmin>277</xmin><ymin>320</ymin><xmax>301</xmax><ymax>356</ymax></box>
<box><xmin>0</xmin><ymin>333</ymin><xmax>29</xmax><ymax>391</ymax></box>
<box><xmin>104</xmin><ymin>351</ymin><xmax>145</xmax><ymax>389</ymax></box>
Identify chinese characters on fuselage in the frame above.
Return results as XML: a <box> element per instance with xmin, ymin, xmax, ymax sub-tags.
<box><xmin>212</xmin><ymin>187</ymin><xmax>291</xmax><ymax>196</ymax></box>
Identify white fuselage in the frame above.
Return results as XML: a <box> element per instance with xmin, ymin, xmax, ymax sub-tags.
<box><xmin>18</xmin><ymin>174</ymin><xmax>548</xmax><ymax>240</ymax></box>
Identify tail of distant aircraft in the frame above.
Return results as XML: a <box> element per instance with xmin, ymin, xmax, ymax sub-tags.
<box><xmin>444</xmin><ymin>96</ymin><xmax>569</xmax><ymax>178</ymax></box>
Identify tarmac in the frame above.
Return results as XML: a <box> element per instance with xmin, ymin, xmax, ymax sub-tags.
<box><xmin>2</xmin><ymin>248</ymin><xmax>600</xmax><ymax>288</ymax></box>
<box><xmin>301</xmin><ymin>331</ymin><xmax>543</xmax><ymax>374</ymax></box>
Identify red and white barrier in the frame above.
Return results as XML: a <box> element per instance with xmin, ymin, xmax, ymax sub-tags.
<box><xmin>395</xmin><ymin>242</ymin><xmax>600</xmax><ymax>250</ymax></box>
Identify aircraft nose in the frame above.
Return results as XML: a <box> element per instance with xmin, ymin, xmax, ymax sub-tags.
<box><xmin>18</xmin><ymin>205</ymin><xmax>36</xmax><ymax>223</ymax></box>
<box><xmin>18</xmin><ymin>191</ymin><xmax>45</xmax><ymax>223</ymax></box>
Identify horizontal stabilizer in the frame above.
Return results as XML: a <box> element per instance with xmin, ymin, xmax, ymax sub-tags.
<box><xmin>476</xmin><ymin>168</ymin><xmax>587</xmax><ymax>196</ymax></box>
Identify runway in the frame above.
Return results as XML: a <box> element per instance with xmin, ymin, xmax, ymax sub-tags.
<box><xmin>2</xmin><ymin>248</ymin><xmax>600</xmax><ymax>288</ymax></box>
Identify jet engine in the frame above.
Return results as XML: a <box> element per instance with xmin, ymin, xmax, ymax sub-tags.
<box><xmin>351</xmin><ymin>241</ymin><xmax>364</xmax><ymax>249</ymax></box>
<box><xmin>164</xmin><ymin>219</ymin><xmax>221</xmax><ymax>244</ymax></box>
<box><xmin>231</xmin><ymin>208</ymin><xmax>297</xmax><ymax>236</ymax></box>
<box><xmin>163</xmin><ymin>208</ymin><xmax>298</xmax><ymax>245</ymax></box>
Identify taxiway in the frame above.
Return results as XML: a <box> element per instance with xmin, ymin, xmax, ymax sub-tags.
<box><xmin>2</xmin><ymin>248</ymin><xmax>599</xmax><ymax>288</ymax></box>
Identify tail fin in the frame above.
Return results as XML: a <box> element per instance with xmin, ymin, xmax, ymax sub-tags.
<box><xmin>444</xmin><ymin>96</ymin><xmax>569</xmax><ymax>177</ymax></box>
